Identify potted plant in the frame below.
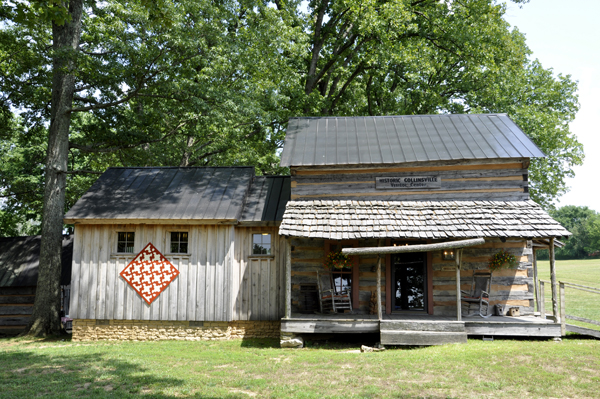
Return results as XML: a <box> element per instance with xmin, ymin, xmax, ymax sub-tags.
<box><xmin>324</xmin><ymin>250</ymin><xmax>351</xmax><ymax>270</ymax></box>
<box><xmin>488</xmin><ymin>250</ymin><xmax>518</xmax><ymax>271</ymax></box>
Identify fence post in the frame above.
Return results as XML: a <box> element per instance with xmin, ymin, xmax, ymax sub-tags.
<box><xmin>560</xmin><ymin>282</ymin><xmax>566</xmax><ymax>336</ymax></box>
<box><xmin>540</xmin><ymin>281</ymin><xmax>546</xmax><ymax>319</ymax></box>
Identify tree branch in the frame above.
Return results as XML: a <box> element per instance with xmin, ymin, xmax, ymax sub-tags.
<box><xmin>69</xmin><ymin>117</ymin><xmax>197</xmax><ymax>153</ymax></box>
<box><xmin>64</xmin><ymin>169</ymin><xmax>103</xmax><ymax>175</ymax></box>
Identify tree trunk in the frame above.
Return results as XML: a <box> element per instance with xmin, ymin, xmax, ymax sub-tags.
<box><xmin>24</xmin><ymin>0</ymin><xmax>83</xmax><ymax>336</ymax></box>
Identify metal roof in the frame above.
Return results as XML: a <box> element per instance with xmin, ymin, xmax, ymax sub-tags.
<box><xmin>280</xmin><ymin>114</ymin><xmax>546</xmax><ymax>167</ymax></box>
<box><xmin>0</xmin><ymin>236</ymin><xmax>73</xmax><ymax>287</ymax></box>
<box><xmin>64</xmin><ymin>167</ymin><xmax>254</xmax><ymax>222</ymax></box>
<box><xmin>279</xmin><ymin>200</ymin><xmax>570</xmax><ymax>240</ymax></box>
<box><xmin>240</xmin><ymin>176</ymin><xmax>291</xmax><ymax>224</ymax></box>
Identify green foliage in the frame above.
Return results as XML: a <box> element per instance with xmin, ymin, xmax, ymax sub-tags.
<box><xmin>488</xmin><ymin>250</ymin><xmax>517</xmax><ymax>271</ymax></box>
<box><xmin>537</xmin><ymin>206</ymin><xmax>600</xmax><ymax>260</ymax></box>
<box><xmin>324</xmin><ymin>250</ymin><xmax>351</xmax><ymax>270</ymax></box>
<box><xmin>0</xmin><ymin>0</ymin><xmax>585</xmax><ymax>235</ymax></box>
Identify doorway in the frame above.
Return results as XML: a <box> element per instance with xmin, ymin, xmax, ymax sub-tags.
<box><xmin>391</xmin><ymin>251</ymin><xmax>427</xmax><ymax>312</ymax></box>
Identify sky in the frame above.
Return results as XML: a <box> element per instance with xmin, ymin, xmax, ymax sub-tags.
<box><xmin>503</xmin><ymin>0</ymin><xmax>600</xmax><ymax>212</ymax></box>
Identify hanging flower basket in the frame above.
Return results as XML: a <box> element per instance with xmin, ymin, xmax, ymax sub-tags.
<box><xmin>324</xmin><ymin>251</ymin><xmax>351</xmax><ymax>270</ymax></box>
<box><xmin>488</xmin><ymin>250</ymin><xmax>517</xmax><ymax>271</ymax></box>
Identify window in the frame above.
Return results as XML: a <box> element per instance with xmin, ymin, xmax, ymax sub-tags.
<box><xmin>170</xmin><ymin>232</ymin><xmax>188</xmax><ymax>253</ymax></box>
<box><xmin>117</xmin><ymin>232</ymin><xmax>135</xmax><ymax>253</ymax></box>
<box><xmin>252</xmin><ymin>233</ymin><xmax>271</xmax><ymax>255</ymax></box>
<box><xmin>329</xmin><ymin>243</ymin><xmax>352</xmax><ymax>293</ymax></box>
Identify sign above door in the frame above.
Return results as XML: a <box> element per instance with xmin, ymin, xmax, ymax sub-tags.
<box><xmin>375</xmin><ymin>176</ymin><xmax>441</xmax><ymax>190</ymax></box>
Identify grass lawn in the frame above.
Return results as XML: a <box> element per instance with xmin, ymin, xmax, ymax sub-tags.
<box><xmin>1</xmin><ymin>336</ymin><xmax>599</xmax><ymax>398</ymax></box>
<box><xmin>537</xmin><ymin>258</ymin><xmax>600</xmax><ymax>331</ymax></box>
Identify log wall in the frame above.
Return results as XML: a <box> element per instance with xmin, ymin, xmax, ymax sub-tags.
<box><xmin>433</xmin><ymin>238</ymin><xmax>534</xmax><ymax>316</ymax></box>
<box><xmin>290</xmin><ymin>238</ymin><xmax>534</xmax><ymax>316</ymax></box>
<box><xmin>290</xmin><ymin>159</ymin><xmax>529</xmax><ymax>201</ymax></box>
<box><xmin>0</xmin><ymin>286</ymin><xmax>35</xmax><ymax>334</ymax></box>
<box><xmin>290</xmin><ymin>238</ymin><xmax>385</xmax><ymax>314</ymax></box>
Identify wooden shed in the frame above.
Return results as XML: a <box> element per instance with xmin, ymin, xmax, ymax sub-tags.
<box><xmin>64</xmin><ymin>114</ymin><xmax>570</xmax><ymax>345</ymax></box>
<box><xmin>64</xmin><ymin>167</ymin><xmax>291</xmax><ymax>340</ymax></box>
<box><xmin>0</xmin><ymin>235</ymin><xmax>72</xmax><ymax>335</ymax></box>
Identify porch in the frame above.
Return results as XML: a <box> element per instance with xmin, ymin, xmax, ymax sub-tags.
<box><xmin>281</xmin><ymin>313</ymin><xmax>560</xmax><ymax>345</ymax></box>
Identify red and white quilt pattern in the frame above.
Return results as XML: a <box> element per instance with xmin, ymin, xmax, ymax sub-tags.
<box><xmin>120</xmin><ymin>243</ymin><xmax>179</xmax><ymax>305</ymax></box>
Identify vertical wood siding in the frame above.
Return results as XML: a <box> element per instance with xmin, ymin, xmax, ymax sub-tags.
<box><xmin>69</xmin><ymin>224</ymin><xmax>234</xmax><ymax>321</ymax></box>
<box><xmin>232</xmin><ymin>226</ymin><xmax>285</xmax><ymax>321</ymax></box>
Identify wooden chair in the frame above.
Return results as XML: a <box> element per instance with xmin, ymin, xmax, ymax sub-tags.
<box><xmin>316</xmin><ymin>270</ymin><xmax>352</xmax><ymax>313</ymax></box>
<box><xmin>461</xmin><ymin>270</ymin><xmax>492</xmax><ymax>318</ymax></box>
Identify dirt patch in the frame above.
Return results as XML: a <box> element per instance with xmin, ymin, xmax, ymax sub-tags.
<box><xmin>230</xmin><ymin>388</ymin><xmax>257</xmax><ymax>397</ymax></box>
<box><xmin>75</xmin><ymin>382</ymin><xmax>92</xmax><ymax>392</ymax></box>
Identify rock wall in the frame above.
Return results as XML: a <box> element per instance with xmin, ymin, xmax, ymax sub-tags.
<box><xmin>72</xmin><ymin>319</ymin><xmax>280</xmax><ymax>341</ymax></box>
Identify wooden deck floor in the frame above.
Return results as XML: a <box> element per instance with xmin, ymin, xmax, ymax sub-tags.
<box><xmin>282</xmin><ymin>312</ymin><xmax>560</xmax><ymax>339</ymax></box>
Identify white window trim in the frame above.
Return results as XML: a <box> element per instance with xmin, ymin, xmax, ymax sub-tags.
<box><xmin>110</xmin><ymin>227</ymin><xmax>139</xmax><ymax>257</ymax></box>
<box><xmin>251</xmin><ymin>232</ymin><xmax>273</xmax><ymax>256</ymax></box>
<box><xmin>165</xmin><ymin>230</ymin><xmax>190</xmax><ymax>256</ymax></box>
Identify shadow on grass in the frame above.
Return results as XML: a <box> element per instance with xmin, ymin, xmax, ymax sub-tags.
<box><xmin>0</xmin><ymin>349</ymin><xmax>229</xmax><ymax>398</ymax></box>
<box><xmin>563</xmin><ymin>332</ymin><xmax>600</xmax><ymax>341</ymax></box>
<box><xmin>239</xmin><ymin>337</ymin><xmax>280</xmax><ymax>348</ymax></box>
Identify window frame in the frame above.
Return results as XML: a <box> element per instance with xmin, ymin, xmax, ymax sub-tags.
<box><xmin>251</xmin><ymin>232</ymin><xmax>273</xmax><ymax>256</ymax></box>
<box><xmin>116</xmin><ymin>231</ymin><xmax>136</xmax><ymax>254</ymax></box>
<box><xmin>325</xmin><ymin>240</ymin><xmax>359</xmax><ymax>309</ymax></box>
<box><xmin>168</xmin><ymin>231</ymin><xmax>190</xmax><ymax>255</ymax></box>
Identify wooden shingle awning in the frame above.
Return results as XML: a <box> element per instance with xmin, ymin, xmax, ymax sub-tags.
<box><xmin>279</xmin><ymin>200</ymin><xmax>571</xmax><ymax>240</ymax></box>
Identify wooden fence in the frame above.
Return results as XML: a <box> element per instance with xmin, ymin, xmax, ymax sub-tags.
<box><xmin>539</xmin><ymin>279</ymin><xmax>600</xmax><ymax>338</ymax></box>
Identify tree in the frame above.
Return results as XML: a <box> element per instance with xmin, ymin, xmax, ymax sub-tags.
<box><xmin>2</xmin><ymin>0</ymin><xmax>291</xmax><ymax>335</ymax></box>
<box><xmin>537</xmin><ymin>206</ymin><xmax>600</xmax><ymax>260</ymax></box>
<box><xmin>272</xmin><ymin>0</ymin><xmax>582</xmax><ymax>207</ymax></box>
<box><xmin>1</xmin><ymin>0</ymin><xmax>584</xmax><ymax>334</ymax></box>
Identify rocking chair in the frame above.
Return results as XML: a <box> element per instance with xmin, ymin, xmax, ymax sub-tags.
<box><xmin>461</xmin><ymin>270</ymin><xmax>492</xmax><ymax>318</ymax></box>
<box><xmin>316</xmin><ymin>270</ymin><xmax>352</xmax><ymax>313</ymax></box>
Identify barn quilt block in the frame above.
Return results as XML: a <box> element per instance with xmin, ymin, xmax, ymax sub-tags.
<box><xmin>120</xmin><ymin>243</ymin><xmax>179</xmax><ymax>305</ymax></box>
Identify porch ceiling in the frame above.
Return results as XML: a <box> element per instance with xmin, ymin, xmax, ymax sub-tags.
<box><xmin>278</xmin><ymin>200</ymin><xmax>570</xmax><ymax>240</ymax></box>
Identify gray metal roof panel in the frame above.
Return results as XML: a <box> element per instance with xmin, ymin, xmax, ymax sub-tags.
<box><xmin>239</xmin><ymin>176</ymin><xmax>291</xmax><ymax>223</ymax></box>
<box><xmin>280</xmin><ymin>114</ymin><xmax>545</xmax><ymax>167</ymax></box>
<box><xmin>64</xmin><ymin>167</ymin><xmax>255</xmax><ymax>221</ymax></box>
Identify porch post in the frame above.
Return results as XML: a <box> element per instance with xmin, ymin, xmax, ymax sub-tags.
<box><xmin>285</xmin><ymin>237</ymin><xmax>292</xmax><ymax>319</ymax></box>
<box><xmin>376</xmin><ymin>239</ymin><xmax>383</xmax><ymax>321</ymax></box>
<box><xmin>549</xmin><ymin>237</ymin><xmax>559</xmax><ymax>323</ymax></box>
<box><xmin>533</xmin><ymin>247</ymin><xmax>540</xmax><ymax>313</ymax></box>
<box><xmin>455</xmin><ymin>248</ymin><xmax>462</xmax><ymax>321</ymax></box>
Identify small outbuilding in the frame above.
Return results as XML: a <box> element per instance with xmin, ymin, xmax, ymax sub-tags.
<box><xmin>64</xmin><ymin>114</ymin><xmax>570</xmax><ymax>345</ymax></box>
<box><xmin>0</xmin><ymin>235</ymin><xmax>73</xmax><ymax>334</ymax></box>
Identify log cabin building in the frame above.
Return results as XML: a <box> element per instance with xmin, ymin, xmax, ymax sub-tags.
<box><xmin>0</xmin><ymin>235</ymin><xmax>73</xmax><ymax>335</ymax></box>
<box><xmin>64</xmin><ymin>114</ymin><xmax>570</xmax><ymax>345</ymax></box>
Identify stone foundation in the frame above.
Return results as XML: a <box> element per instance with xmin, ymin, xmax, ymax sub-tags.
<box><xmin>72</xmin><ymin>319</ymin><xmax>281</xmax><ymax>342</ymax></box>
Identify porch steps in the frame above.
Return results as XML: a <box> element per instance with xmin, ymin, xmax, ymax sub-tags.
<box><xmin>380</xmin><ymin>320</ymin><xmax>467</xmax><ymax>346</ymax></box>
